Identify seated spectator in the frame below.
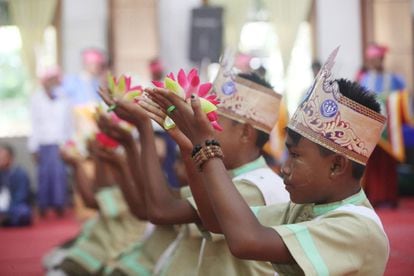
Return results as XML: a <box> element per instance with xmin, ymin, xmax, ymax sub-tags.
<box><xmin>0</xmin><ymin>144</ymin><xmax>32</xmax><ymax>227</ymax></box>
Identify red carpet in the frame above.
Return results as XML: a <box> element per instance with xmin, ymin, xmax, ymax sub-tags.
<box><xmin>378</xmin><ymin>197</ymin><xmax>414</xmax><ymax>275</ymax></box>
<box><xmin>0</xmin><ymin>201</ymin><xmax>413</xmax><ymax>276</ymax></box>
<box><xmin>0</xmin><ymin>212</ymin><xmax>80</xmax><ymax>276</ymax></box>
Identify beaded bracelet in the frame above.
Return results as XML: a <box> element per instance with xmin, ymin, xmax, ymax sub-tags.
<box><xmin>192</xmin><ymin>140</ymin><xmax>223</xmax><ymax>171</ymax></box>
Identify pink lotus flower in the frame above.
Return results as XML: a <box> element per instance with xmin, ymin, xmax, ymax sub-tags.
<box><xmin>107</xmin><ymin>73</ymin><xmax>143</xmax><ymax>111</ymax></box>
<box><xmin>95</xmin><ymin>132</ymin><xmax>119</xmax><ymax>149</ymax></box>
<box><xmin>153</xmin><ymin>68</ymin><xmax>222</xmax><ymax>131</ymax></box>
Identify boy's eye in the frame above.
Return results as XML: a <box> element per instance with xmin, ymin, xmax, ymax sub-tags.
<box><xmin>288</xmin><ymin>151</ymin><xmax>299</xmax><ymax>158</ymax></box>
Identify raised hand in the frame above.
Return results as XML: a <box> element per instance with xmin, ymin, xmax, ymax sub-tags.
<box><xmin>138</xmin><ymin>96</ymin><xmax>193</xmax><ymax>154</ymax></box>
<box><xmin>146</xmin><ymin>88</ymin><xmax>215</xmax><ymax>144</ymax></box>
<box><xmin>96</xmin><ymin>114</ymin><xmax>133</xmax><ymax>146</ymax></box>
<box><xmin>94</xmin><ymin>143</ymin><xmax>125</xmax><ymax>169</ymax></box>
<box><xmin>60</xmin><ymin>146</ymin><xmax>83</xmax><ymax>166</ymax></box>
<box><xmin>98</xmin><ymin>86</ymin><xmax>150</xmax><ymax>126</ymax></box>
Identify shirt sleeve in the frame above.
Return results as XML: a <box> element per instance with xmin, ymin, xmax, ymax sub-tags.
<box><xmin>185</xmin><ymin>181</ymin><xmax>266</xmax><ymax>241</ymax></box>
<box><xmin>270</xmin><ymin>212</ymin><xmax>389</xmax><ymax>276</ymax></box>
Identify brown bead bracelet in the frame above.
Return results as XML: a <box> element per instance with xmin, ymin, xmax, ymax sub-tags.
<box><xmin>192</xmin><ymin>140</ymin><xmax>223</xmax><ymax>171</ymax></box>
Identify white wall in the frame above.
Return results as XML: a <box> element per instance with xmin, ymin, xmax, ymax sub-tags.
<box><xmin>158</xmin><ymin>0</ymin><xmax>201</xmax><ymax>73</ymax></box>
<box><xmin>61</xmin><ymin>0</ymin><xmax>108</xmax><ymax>74</ymax></box>
<box><xmin>315</xmin><ymin>0</ymin><xmax>362</xmax><ymax>79</ymax></box>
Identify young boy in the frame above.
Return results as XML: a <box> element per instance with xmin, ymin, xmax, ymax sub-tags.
<box><xmin>155</xmin><ymin>48</ymin><xmax>390</xmax><ymax>275</ymax></box>
<box><xmin>100</xmin><ymin>70</ymin><xmax>290</xmax><ymax>275</ymax></box>
<box><xmin>53</xmin><ymin>138</ymin><xmax>147</xmax><ymax>275</ymax></box>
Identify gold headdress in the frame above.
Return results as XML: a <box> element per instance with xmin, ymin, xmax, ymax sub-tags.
<box><xmin>210</xmin><ymin>51</ymin><xmax>282</xmax><ymax>134</ymax></box>
<box><xmin>288</xmin><ymin>47</ymin><xmax>386</xmax><ymax>165</ymax></box>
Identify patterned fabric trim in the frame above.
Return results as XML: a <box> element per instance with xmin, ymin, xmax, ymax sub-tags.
<box><xmin>284</xmin><ymin>224</ymin><xmax>329</xmax><ymax>276</ymax></box>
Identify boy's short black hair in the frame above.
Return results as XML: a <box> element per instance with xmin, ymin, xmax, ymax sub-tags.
<box><xmin>0</xmin><ymin>143</ymin><xmax>15</xmax><ymax>158</ymax></box>
<box><xmin>287</xmin><ymin>78</ymin><xmax>380</xmax><ymax>180</ymax></box>
<box><xmin>237</xmin><ymin>72</ymin><xmax>272</xmax><ymax>149</ymax></box>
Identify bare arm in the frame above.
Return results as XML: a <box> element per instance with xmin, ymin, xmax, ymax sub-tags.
<box><xmin>139</xmin><ymin>96</ymin><xmax>222</xmax><ymax>231</ymax></box>
<box><xmin>60</xmin><ymin>149</ymin><xmax>98</xmax><ymax>209</ymax></box>
<box><xmin>97</xmin><ymin>115</ymin><xmax>148</xmax><ymax>219</ymax></box>
<box><xmin>94</xmin><ymin>144</ymin><xmax>147</xmax><ymax>220</ymax></box>
<box><xmin>147</xmin><ymin>89</ymin><xmax>294</xmax><ymax>263</ymax></box>
<box><xmin>98</xmin><ymin>87</ymin><xmax>198</xmax><ymax>225</ymax></box>
<box><xmin>137</xmin><ymin>119</ymin><xmax>199</xmax><ymax>225</ymax></box>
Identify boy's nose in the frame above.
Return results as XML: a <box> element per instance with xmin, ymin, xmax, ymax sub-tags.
<box><xmin>280</xmin><ymin>162</ymin><xmax>291</xmax><ymax>178</ymax></box>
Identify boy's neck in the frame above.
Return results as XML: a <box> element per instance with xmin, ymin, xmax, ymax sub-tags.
<box><xmin>227</xmin><ymin>148</ymin><xmax>261</xmax><ymax>170</ymax></box>
<box><xmin>321</xmin><ymin>179</ymin><xmax>362</xmax><ymax>204</ymax></box>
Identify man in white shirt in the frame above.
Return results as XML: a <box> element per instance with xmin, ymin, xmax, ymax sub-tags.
<box><xmin>28</xmin><ymin>67</ymin><xmax>73</xmax><ymax>217</ymax></box>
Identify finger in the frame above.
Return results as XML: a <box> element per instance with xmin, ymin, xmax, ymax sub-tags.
<box><xmin>98</xmin><ymin>87</ymin><xmax>115</xmax><ymax>106</ymax></box>
<box><xmin>96</xmin><ymin>117</ymin><xmax>107</xmax><ymax>133</ymax></box>
<box><xmin>190</xmin><ymin>94</ymin><xmax>207</xmax><ymax>122</ymax></box>
<box><xmin>140</xmin><ymin>96</ymin><xmax>161</xmax><ymax>109</ymax></box>
<box><xmin>139</xmin><ymin>99</ymin><xmax>166</xmax><ymax>118</ymax></box>
<box><xmin>146</xmin><ymin>89</ymin><xmax>172</xmax><ymax>110</ymax></box>
<box><xmin>152</xmin><ymin>87</ymin><xmax>186</xmax><ymax>107</ymax></box>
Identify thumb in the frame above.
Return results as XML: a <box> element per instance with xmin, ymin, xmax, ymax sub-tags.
<box><xmin>190</xmin><ymin>94</ymin><xmax>203</xmax><ymax>120</ymax></box>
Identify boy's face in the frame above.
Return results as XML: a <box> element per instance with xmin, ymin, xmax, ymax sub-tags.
<box><xmin>281</xmin><ymin>134</ymin><xmax>333</xmax><ymax>204</ymax></box>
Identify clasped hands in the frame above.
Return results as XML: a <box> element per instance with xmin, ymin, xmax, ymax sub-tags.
<box><xmin>98</xmin><ymin>86</ymin><xmax>216</xmax><ymax>152</ymax></box>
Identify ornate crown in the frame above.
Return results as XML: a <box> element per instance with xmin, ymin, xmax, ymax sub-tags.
<box><xmin>288</xmin><ymin>47</ymin><xmax>386</xmax><ymax>165</ymax></box>
<box><xmin>209</xmin><ymin>52</ymin><xmax>282</xmax><ymax>134</ymax></box>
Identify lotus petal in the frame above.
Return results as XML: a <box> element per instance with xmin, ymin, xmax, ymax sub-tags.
<box><xmin>124</xmin><ymin>90</ymin><xmax>141</xmax><ymax>101</ymax></box>
<box><xmin>107</xmin><ymin>74</ymin><xmax>115</xmax><ymax>95</ymax></box>
<box><xmin>177</xmin><ymin>69</ymin><xmax>188</xmax><ymax>89</ymax></box>
<box><xmin>187</xmin><ymin>68</ymin><xmax>198</xmax><ymax>81</ymax></box>
<box><xmin>152</xmin><ymin>80</ymin><xmax>164</xmax><ymax>88</ymax></box>
<box><xmin>165</xmin><ymin>77</ymin><xmax>185</xmax><ymax>98</ymax></box>
<box><xmin>200</xmin><ymin>98</ymin><xmax>217</xmax><ymax>113</ymax></box>
<box><xmin>167</xmin><ymin>72</ymin><xmax>175</xmax><ymax>81</ymax></box>
<box><xmin>198</xmin><ymin>83</ymin><xmax>212</xmax><ymax>97</ymax></box>
<box><xmin>211</xmin><ymin>121</ymin><xmax>223</xmax><ymax>131</ymax></box>
<box><xmin>207</xmin><ymin>112</ymin><xmax>218</xmax><ymax>121</ymax></box>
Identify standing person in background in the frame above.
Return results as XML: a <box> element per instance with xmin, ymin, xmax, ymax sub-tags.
<box><xmin>360</xmin><ymin>43</ymin><xmax>405</xmax><ymax>94</ymax></box>
<box><xmin>63</xmin><ymin>48</ymin><xmax>107</xmax><ymax>106</ymax></box>
<box><xmin>28</xmin><ymin>67</ymin><xmax>73</xmax><ymax>217</ymax></box>
<box><xmin>0</xmin><ymin>144</ymin><xmax>32</xmax><ymax>227</ymax></box>
<box><xmin>359</xmin><ymin>43</ymin><xmax>406</xmax><ymax>207</ymax></box>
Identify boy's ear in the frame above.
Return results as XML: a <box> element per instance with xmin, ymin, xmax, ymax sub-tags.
<box><xmin>241</xmin><ymin>123</ymin><xmax>255</xmax><ymax>143</ymax></box>
<box><xmin>329</xmin><ymin>154</ymin><xmax>349</xmax><ymax>178</ymax></box>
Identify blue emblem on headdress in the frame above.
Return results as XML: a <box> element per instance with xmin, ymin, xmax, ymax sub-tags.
<box><xmin>221</xmin><ymin>81</ymin><xmax>237</xmax><ymax>95</ymax></box>
<box><xmin>320</xmin><ymin>99</ymin><xmax>338</xmax><ymax>118</ymax></box>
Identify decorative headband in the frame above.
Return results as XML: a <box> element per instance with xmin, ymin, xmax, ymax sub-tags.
<box><xmin>209</xmin><ymin>52</ymin><xmax>281</xmax><ymax>134</ymax></box>
<box><xmin>288</xmin><ymin>47</ymin><xmax>386</xmax><ymax>165</ymax></box>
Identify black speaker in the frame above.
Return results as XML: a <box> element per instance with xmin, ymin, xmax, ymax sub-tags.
<box><xmin>189</xmin><ymin>6</ymin><xmax>223</xmax><ymax>63</ymax></box>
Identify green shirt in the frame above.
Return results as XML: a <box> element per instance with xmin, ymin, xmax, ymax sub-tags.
<box><xmin>158</xmin><ymin>157</ymin><xmax>287</xmax><ymax>276</ymax></box>
<box><xmin>65</xmin><ymin>186</ymin><xmax>147</xmax><ymax>274</ymax></box>
<box><xmin>253</xmin><ymin>189</ymin><xmax>389</xmax><ymax>276</ymax></box>
<box><xmin>104</xmin><ymin>187</ymin><xmax>191</xmax><ymax>276</ymax></box>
